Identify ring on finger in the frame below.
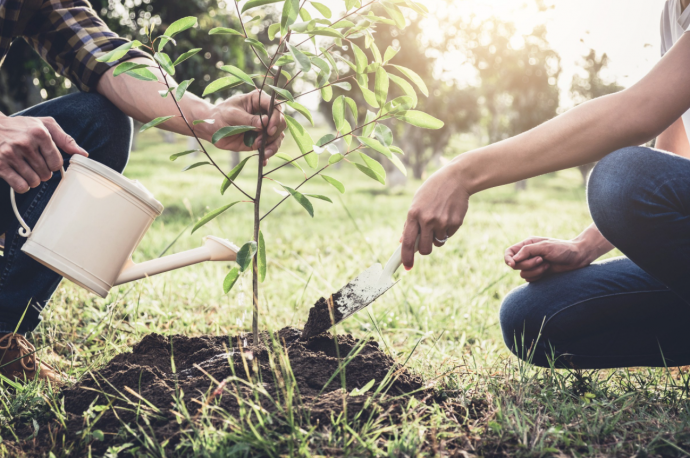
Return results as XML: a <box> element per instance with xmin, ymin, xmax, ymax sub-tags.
<box><xmin>434</xmin><ymin>235</ymin><xmax>449</xmax><ymax>244</ymax></box>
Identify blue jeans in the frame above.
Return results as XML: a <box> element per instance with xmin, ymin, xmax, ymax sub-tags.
<box><xmin>500</xmin><ymin>146</ymin><xmax>690</xmax><ymax>369</ymax></box>
<box><xmin>0</xmin><ymin>93</ymin><xmax>131</xmax><ymax>334</ymax></box>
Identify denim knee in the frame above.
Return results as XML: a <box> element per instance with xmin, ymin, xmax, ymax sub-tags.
<box><xmin>587</xmin><ymin>146</ymin><xmax>656</xmax><ymax>244</ymax></box>
<box><xmin>78</xmin><ymin>93</ymin><xmax>132</xmax><ymax>173</ymax></box>
<box><xmin>499</xmin><ymin>284</ymin><xmax>542</xmax><ymax>360</ymax></box>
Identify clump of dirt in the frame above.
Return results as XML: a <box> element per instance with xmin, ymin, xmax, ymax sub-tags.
<box><xmin>302</xmin><ymin>292</ymin><xmax>344</xmax><ymax>339</ymax></box>
<box><xmin>59</xmin><ymin>327</ymin><xmax>424</xmax><ymax>453</ymax></box>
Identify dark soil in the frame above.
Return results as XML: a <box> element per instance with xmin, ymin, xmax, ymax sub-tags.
<box><xmin>301</xmin><ymin>292</ymin><xmax>344</xmax><ymax>339</ymax></box>
<box><xmin>55</xmin><ymin>327</ymin><xmax>423</xmax><ymax>454</ymax></box>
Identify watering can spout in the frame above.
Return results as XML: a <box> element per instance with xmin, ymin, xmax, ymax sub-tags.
<box><xmin>114</xmin><ymin>236</ymin><xmax>239</xmax><ymax>286</ymax></box>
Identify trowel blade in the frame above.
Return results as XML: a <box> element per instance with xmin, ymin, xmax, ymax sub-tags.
<box><xmin>332</xmin><ymin>262</ymin><xmax>396</xmax><ymax>321</ymax></box>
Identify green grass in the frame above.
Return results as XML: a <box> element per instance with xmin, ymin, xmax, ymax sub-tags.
<box><xmin>3</xmin><ymin>130</ymin><xmax>690</xmax><ymax>456</ymax></box>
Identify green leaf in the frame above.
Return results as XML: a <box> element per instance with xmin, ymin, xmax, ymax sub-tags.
<box><xmin>209</xmin><ymin>27</ymin><xmax>244</xmax><ymax>36</ymax></box>
<box><xmin>193</xmin><ymin>118</ymin><xmax>215</xmax><ymax>125</ymax></box>
<box><xmin>192</xmin><ymin>202</ymin><xmax>241</xmax><ymax>233</ymax></box>
<box><xmin>312</xmin><ymin>57</ymin><xmax>331</xmax><ymax>87</ymax></box>
<box><xmin>352</xmin><ymin>43</ymin><xmax>367</xmax><ymax>73</ymax></box>
<box><xmin>345</xmin><ymin>0</ymin><xmax>361</xmax><ymax>10</ymax></box>
<box><xmin>321</xmin><ymin>85</ymin><xmax>333</xmax><ymax>102</ymax></box>
<box><xmin>342</xmin><ymin>119</ymin><xmax>353</xmax><ymax>147</ymax></box>
<box><xmin>359</xmin><ymin>136</ymin><xmax>391</xmax><ymax>158</ymax></box>
<box><xmin>388</xmin><ymin>152</ymin><xmax>407</xmax><ymax>176</ymax></box>
<box><xmin>173</xmin><ymin>48</ymin><xmax>201</xmax><ymax>66</ymax></box>
<box><xmin>374</xmin><ymin>67</ymin><xmax>389</xmax><ymax>107</ymax></box>
<box><xmin>96</xmin><ymin>40</ymin><xmax>141</xmax><ymax>63</ymax></box>
<box><xmin>140</xmin><ymin>116</ymin><xmax>175</xmax><ymax>132</ymax></box>
<box><xmin>245</xmin><ymin>38</ymin><xmax>269</xmax><ymax>58</ymax></box>
<box><xmin>329</xmin><ymin>153</ymin><xmax>343</xmax><ymax>164</ymax></box>
<box><xmin>390</xmin><ymin>64</ymin><xmax>428</xmax><ymax>97</ymax></box>
<box><xmin>281</xmin><ymin>0</ymin><xmax>300</xmax><ymax>35</ymax></box>
<box><xmin>332</xmin><ymin>82</ymin><xmax>352</xmax><ymax>91</ymax></box>
<box><xmin>212</xmin><ymin>125</ymin><xmax>257</xmax><ymax>144</ymax></box>
<box><xmin>113</xmin><ymin>62</ymin><xmax>149</xmax><ymax>77</ymax></box>
<box><xmin>278</xmin><ymin>182</ymin><xmax>314</xmax><ymax>217</ymax></box>
<box><xmin>312</xmin><ymin>1</ymin><xmax>332</xmax><ymax>18</ymax></box>
<box><xmin>357</xmin><ymin>81</ymin><xmax>379</xmax><ymax>108</ymax></box>
<box><xmin>223</xmin><ymin>267</ymin><xmax>241</xmax><ymax>293</ymax></box>
<box><xmin>355</xmin><ymin>163</ymin><xmax>384</xmax><ymax>184</ymax></box>
<box><xmin>258</xmin><ymin>230</ymin><xmax>267</xmax><ymax>282</ymax></box>
<box><xmin>382</xmin><ymin>2</ymin><xmax>406</xmax><ymax>28</ymax></box>
<box><xmin>170</xmin><ymin>150</ymin><xmax>199</xmax><ymax>161</ymax></box>
<box><xmin>390</xmin><ymin>145</ymin><xmax>404</xmax><ymax>155</ymax></box>
<box><xmin>287</xmin><ymin>43</ymin><xmax>311</xmax><ymax>72</ymax></box>
<box><xmin>202</xmin><ymin>76</ymin><xmax>243</xmax><ymax>97</ymax></box>
<box><xmin>344</xmin><ymin>97</ymin><xmax>358</xmax><ymax>124</ymax></box>
<box><xmin>242</xmin><ymin>0</ymin><xmax>282</xmax><ymax>13</ymax></box>
<box><xmin>305</xmin><ymin>194</ymin><xmax>332</xmax><ymax>203</ymax></box>
<box><xmin>359</xmin><ymin>152</ymin><xmax>386</xmax><ymax>184</ymax></box>
<box><xmin>388</xmin><ymin>74</ymin><xmax>418</xmax><ymax>107</ymax></box>
<box><xmin>275</xmin><ymin>54</ymin><xmax>294</xmax><ymax>66</ymax></box>
<box><xmin>362</xmin><ymin>110</ymin><xmax>377</xmax><ymax>138</ymax></box>
<box><xmin>275</xmin><ymin>152</ymin><xmax>305</xmax><ymax>173</ymax></box>
<box><xmin>154</xmin><ymin>52</ymin><xmax>175</xmax><ymax>76</ymax></box>
<box><xmin>374</xmin><ymin>124</ymin><xmax>393</xmax><ymax>146</ymax></box>
<box><xmin>383</xmin><ymin>46</ymin><xmax>399</xmax><ymax>63</ymax></box>
<box><xmin>236</xmin><ymin>241</ymin><xmax>258</xmax><ymax>272</ymax></box>
<box><xmin>268</xmin><ymin>85</ymin><xmax>294</xmax><ymax>102</ymax></box>
<box><xmin>92</xmin><ymin>430</ymin><xmax>105</xmax><ymax>441</ymax></box>
<box><xmin>332</xmin><ymin>95</ymin><xmax>345</xmax><ymax>131</ymax></box>
<box><xmin>395</xmin><ymin>110</ymin><xmax>444</xmax><ymax>129</ymax></box>
<box><xmin>221</xmin><ymin>156</ymin><xmax>252</xmax><ymax>194</ymax></box>
<box><xmin>182</xmin><ymin>161</ymin><xmax>211</xmax><ymax>171</ymax></box>
<box><xmin>286</xmin><ymin>101</ymin><xmax>314</xmax><ymax>126</ymax></box>
<box><xmin>165</xmin><ymin>16</ymin><xmax>197</xmax><ymax>37</ymax></box>
<box><xmin>124</xmin><ymin>68</ymin><xmax>159</xmax><ymax>82</ymax></box>
<box><xmin>268</xmin><ymin>23</ymin><xmax>281</xmax><ymax>40</ymax></box>
<box><xmin>159</xmin><ymin>87</ymin><xmax>174</xmax><ymax>98</ymax></box>
<box><xmin>220</xmin><ymin>65</ymin><xmax>255</xmax><ymax>87</ymax></box>
<box><xmin>321</xmin><ymin>175</ymin><xmax>345</xmax><ymax>193</ymax></box>
<box><xmin>305</xmin><ymin>28</ymin><xmax>343</xmax><ymax>38</ymax></box>
<box><xmin>175</xmin><ymin>78</ymin><xmax>194</xmax><ymax>101</ymax></box>
<box><xmin>284</xmin><ymin>114</ymin><xmax>317</xmax><ymax>168</ymax></box>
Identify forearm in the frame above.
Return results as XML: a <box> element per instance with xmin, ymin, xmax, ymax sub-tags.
<box><xmin>95</xmin><ymin>57</ymin><xmax>216</xmax><ymax>142</ymax></box>
<box><xmin>454</xmin><ymin>33</ymin><xmax>690</xmax><ymax>195</ymax></box>
<box><xmin>573</xmin><ymin>223</ymin><xmax>615</xmax><ymax>262</ymax></box>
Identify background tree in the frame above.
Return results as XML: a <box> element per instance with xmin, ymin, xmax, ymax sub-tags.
<box><xmin>570</xmin><ymin>49</ymin><xmax>624</xmax><ymax>183</ymax></box>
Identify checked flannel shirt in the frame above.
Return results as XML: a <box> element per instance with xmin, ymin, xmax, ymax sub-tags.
<box><xmin>0</xmin><ymin>0</ymin><xmax>148</xmax><ymax>92</ymax></box>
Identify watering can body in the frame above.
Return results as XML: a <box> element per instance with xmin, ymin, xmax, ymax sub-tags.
<box><xmin>11</xmin><ymin>155</ymin><xmax>238</xmax><ymax>298</ymax></box>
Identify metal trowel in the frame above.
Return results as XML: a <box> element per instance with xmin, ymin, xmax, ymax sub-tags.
<box><xmin>301</xmin><ymin>239</ymin><xmax>417</xmax><ymax>339</ymax></box>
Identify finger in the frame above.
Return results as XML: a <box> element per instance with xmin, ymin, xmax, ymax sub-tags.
<box><xmin>13</xmin><ymin>160</ymin><xmax>41</xmax><ymax>189</ymax></box>
<box><xmin>513</xmin><ymin>256</ymin><xmax>544</xmax><ymax>271</ymax></box>
<box><xmin>401</xmin><ymin>217</ymin><xmax>420</xmax><ymax>270</ymax></box>
<box><xmin>267</xmin><ymin>112</ymin><xmax>286</xmax><ymax>139</ymax></box>
<box><xmin>26</xmin><ymin>122</ymin><xmax>63</xmax><ymax>172</ymax></box>
<box><xmin>0</xmin><ymin>168</ymin><xmax>30</xmax><ymax>194</ymax></box>
<box><xmin>22</xmin><ymin>148</ymin><xmax>52</xmax><ymax>182</ymax></box>
<box><xmin>418</xmin><ymin>222</ymin><xmax>434</xmax><ymax>256</ymax></box>
<box><xmin>251</xmin><ymin>89</ymin><xmax>273</xmax><ymax>114</ymax></box>
<box><xmin>40</xmin><ymin>117</ymin><xmax>88</xmax><ymax>157</ymax></box>
<box><xmin>264</xmin><ymin>133</ymin><xmax>285</xmax><ymax>159</ymax></box>
<box><xmin>505</xmin><ymin>237</ymin><xmax>548</xmax><ymax>263</ymax></box>
<box><xmin>521</xmin><ymin>263</ymin><xmax>551</xmax><ymax>282</ymax></box>
<box><xmin>513</xmin><ymin>242</ymin><xmax>550</xmax><ymax>263</ymax></box>
<box><xmin>432</xmin><ymin>227</ymin><xmax>448</xmax><ymax>248</ymax></box>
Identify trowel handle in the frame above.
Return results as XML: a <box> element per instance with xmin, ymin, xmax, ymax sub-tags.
<box><xmin>380</xmin><ymin>236</ymin><xmax>420</xmax><ymax>283</ymax></box>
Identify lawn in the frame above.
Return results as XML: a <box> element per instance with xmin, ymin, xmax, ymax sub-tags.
<box><xmin>3</xmin><ymin>130</ymin><xmax>690</xmax><ymax>457</ymax></box>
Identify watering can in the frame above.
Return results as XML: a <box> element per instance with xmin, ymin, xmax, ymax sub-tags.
<box><xmin>9</xmin><ymin>155</ymin><xmax>239</xmax><ymax>298</ymax></box>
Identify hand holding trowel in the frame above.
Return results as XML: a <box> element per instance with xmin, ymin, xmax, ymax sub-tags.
<box><xmin>301</xmin><ymin>238</ymin><xmax>419</xmax><ymax>340</ymax></box>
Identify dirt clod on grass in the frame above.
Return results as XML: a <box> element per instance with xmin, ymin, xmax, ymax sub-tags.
<box><xmin>60</xmin><ymin>327</ymin><xmax>423</xmax><ymax>452</ymax></box>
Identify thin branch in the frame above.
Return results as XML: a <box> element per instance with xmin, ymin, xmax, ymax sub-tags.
<box><xmin>276</xmin><ymin>74</ymin><xmax>355</xmax><ymax>107</ymax></box>
<box><xmin>263</xmin><ymin>114</ymin><xmax>383</xmax><ymax>176</ymax></box>
<box><xmin>260</xmin><ymin>145</ymin><xmax>364</xmax><ymax>221</ymax></box>
<box><xmin>157</xmin><ymin>67</ymin><xmax>254</xmax><ymax>201</ymax></box>
<box><xmin>234</xmin><ymin>1</ymin><xmax>275</xmax><ymax>75</ymax></box>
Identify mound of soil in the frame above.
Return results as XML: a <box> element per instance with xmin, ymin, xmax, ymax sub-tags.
<box><xmin>302</xmin><ymin>293</ymin><xmax>344</xmax><ymax>339</ymax></box>
<box><xmin>60</xmin><ymin>327</ymin><xmax>424</xmax><ymax>452</ymax></box>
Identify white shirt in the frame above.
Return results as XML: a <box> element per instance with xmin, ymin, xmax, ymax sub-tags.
<box><xmin>661</xmin><ymin>0</ymin><xmax>690</xmax><ymax>141</ymax></box>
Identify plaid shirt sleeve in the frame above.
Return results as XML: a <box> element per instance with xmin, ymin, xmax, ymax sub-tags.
<box><xmin>21</xmin><ymin>0</ymin><xmax>151</xmax><ymax>93</ymax></box>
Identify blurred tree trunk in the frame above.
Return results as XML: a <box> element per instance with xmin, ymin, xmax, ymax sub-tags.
<box><xmin>230</xmin><ymin>151</ymin><xmax>240</xmax><ymax>168</ymax></box>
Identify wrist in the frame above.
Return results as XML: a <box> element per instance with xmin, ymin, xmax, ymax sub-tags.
<box><xmin>572</xmin><ymin>226</ymin><xmax>613</xmax><ymax>264</ymax></box>
<box><xmin>186</xmin><ymin>97</ymin><xmax>216</xmax><ymax>143</ymax></box>
<box><xmin>449</xmin><ymin>152</ymin><xmax>482</xmax><ymax>196</ymax></box>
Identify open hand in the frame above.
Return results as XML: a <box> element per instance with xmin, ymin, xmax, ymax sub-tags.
<box><xmin>0</xmin><ymin>115</ymin><xmax>88</xmax><ymax>193</ymax></box>
<box><xmin>504</xmin><ymin>237</ymin><xmax>594</xmax><ymax>282</ymax></box>
<box><xmin>206</xmin><ymin>90</ymin><xmax>286</xmax><ymax>162</ymax></box>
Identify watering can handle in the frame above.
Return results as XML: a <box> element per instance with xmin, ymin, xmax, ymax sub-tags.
<box><xmin>10</xmin><ymin>167</ymin><xmax>65</xmax><ymax>238</ymax></box>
